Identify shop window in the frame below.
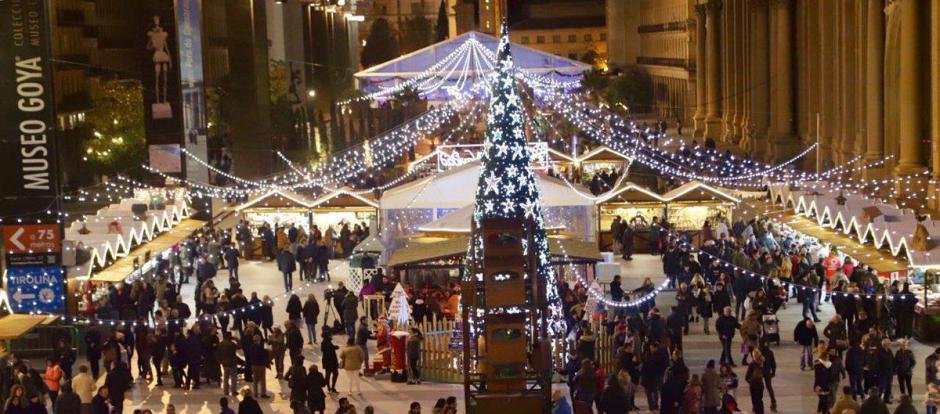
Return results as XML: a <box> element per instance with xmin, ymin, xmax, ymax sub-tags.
<box><xmin>552</xmin><ymin>34</ymin><xmax>561</xmax><ymax>43</ymax></box>
<box><xmin>568</xmin><ymin>34</ymin><xmax>577</xmax><ymax>43</ymax></box>
<box><xmin>584</xmin><ymin>33</ymin><xmax>593</xmax><ymax>42</ymax></box>
<box><xmin>536</xmin><ymin>35</ymin><xmax>545</xmax><ymax>44</ymax></box>
<box><xmin>521</xmin><ymin>35</ymin><xmax>529</xmax><ymax>44</ymax></box>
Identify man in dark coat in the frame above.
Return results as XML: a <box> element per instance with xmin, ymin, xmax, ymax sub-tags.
<box><xmin>104</xmin><ymin>361</ymin><xmax>132</xmax><ymax>413</ymax></box>
<box><xmin>277</xmin><ymin>249</ymin><xmax>296</xmax><ymax>293</ymax></box>
<box><xmin>185</xmin><ymin>328</ymin><xmax>205</xmax><ymax>390</ymax></box>
<box><xmin>716</xmin><ymin>306</ymin><xmax>739</xmax><ymax>366</ymax></box>
<box><xmin>641</xmin><ymin>342</ymin><xmax>669</xmax><ymax>412</ymax></box>
<box><xmin>223</xmin><ymin>245</ymin><xmax>239</xmax><ymax>280</ymax></box>
<box><xmin>53</xmin><ymin>383</ymin><xmax>82</xmax><ymax>414</ymax></box>
<box><xmin>621</xmin><ymin>223</ymin><xmax>634</xmax><ymax>260</ymax></box>
<box><xmin>665</xmin><ymin>306</ymin><xmax>685</xmax><ymax>353</ymax></box>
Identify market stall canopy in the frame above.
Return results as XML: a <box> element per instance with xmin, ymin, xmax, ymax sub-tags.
<box><xmin>380</xmin><ymin>161</ymin><xmax>594</xmax><ymax>210</ymax></box>
<box><xmin>353</xmin><ymin>234</ymin><xmax>387</xmax><ymax>254</ymax></box>
<box><xmin>236</xmin><ymin>189</ymin><xmax>316</xmax><ymax>211</ymax></box>
<box><xmin>65</xmin><ymin>189</ymin><xmax>191</xmax><ymax>278</ymax></box>
<box><xmin>0</xmin><ymin>314</ymin><xmax>56</xmax><ymax>340</ymax></box>
<box><xmin>309</xmin><ymin>188</ymin><xmax>379</xmax><ymax>209</ymax></box>
<box><xmin>417</xmin><ymin>205</ymin><xmax>568</xmax><ymax>234</ymax></box>
<box><xmin>354</xmin><ymin>31</ymin><xmax>589</xmax><ymax>96</ymax></box>
<box><xmin>767</xmin><ymin>181</ymin><xmax>940</xmax><ymax>268</ymax></box>
<box><xmin>662</xmin><ymin>181</ymin><xmax>741</xmax><ymax>203</ymax></box>
<box><xmin>387</xmin><ymin>236</ymin><xmax>601</xmax><ymax>267</ymax></box>
<box><xmin>91</xmin><ymin>219</ymin><xmax>206</xmax><ymax>283</ymax></box>
<box><xmin>594</xmin><ymin>182</ymin><xmax>665</xmax><ymax>204</ymax></box>
<box><xmin>577</xmin><ymin>146</ymin><xmax>633</xmax><ymax>163</ymax></box>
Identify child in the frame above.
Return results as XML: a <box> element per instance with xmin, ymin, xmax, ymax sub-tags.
<box><xmin>927</xmin><ymin>383</ymin><xmax>939</xmax><ymax>414</ymax></box>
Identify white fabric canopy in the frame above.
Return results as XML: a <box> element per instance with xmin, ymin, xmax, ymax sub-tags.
<box><xmin>380</xmin><ymin>161</ymin><xmax>594</xmax><ymax>210</ymax></box>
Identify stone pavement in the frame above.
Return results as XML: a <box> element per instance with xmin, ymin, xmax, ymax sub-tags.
<box><xmin>99</xmin><ymin>254</ymin><xmax>933</xmax><ymax>413</ymax></box>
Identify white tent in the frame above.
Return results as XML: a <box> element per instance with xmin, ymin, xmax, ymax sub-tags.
<box><xmin>380</xmin><ymin>161</ymin><xmax>594</xmax><ymax>210</ymax></box>
<box><xmin>354</xmin><ymin>31</ymin><xmax>590</xmax><ymax>98</ymax></box>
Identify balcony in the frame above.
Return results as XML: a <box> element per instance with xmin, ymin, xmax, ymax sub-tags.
<box><xmin>636</xmin><ymin>56</ymin><xmax>689</xmax><ymax>69</ymax></box>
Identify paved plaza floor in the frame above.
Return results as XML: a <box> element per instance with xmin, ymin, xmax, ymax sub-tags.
<box><xmin>101</xmin><ymin>254</ymin><xmax>932</xmax><ymax>413</ymax></box>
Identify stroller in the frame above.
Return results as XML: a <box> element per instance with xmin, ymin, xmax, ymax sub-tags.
<box><xmin>762</xmin><ymin>313</ymin><xmax>780</xmax><ymax>345</ymax></box>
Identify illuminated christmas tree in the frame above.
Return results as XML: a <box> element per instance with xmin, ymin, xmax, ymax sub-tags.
<box><xmin>465</xmin><ymin>20</ymin><xmax>561</xmax><ymax>330</ymax></box>
<box><xmin>387</xmin><ymin>283</ymin><xmax>411</xmax><ymax>326</ymax></box>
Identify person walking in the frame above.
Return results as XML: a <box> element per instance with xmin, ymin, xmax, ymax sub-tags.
<box><xmin>286</xmin><ymin>322</ymin><xmax>305</xmax><ymax>368</ymax></box>
<box><xmin>407</xmin><ymin>327</ymin><xmax>424</xmax><ymax>385</ymax></box>
<box><xmin>278</xmin><ymin>248</ymin><xmax>297</xmax><ymax>292</ymax></box>
<box><xmin>846</xmin><ymin>341</ymin><xmax>868</xmax><ymax>400</ymax></box>
<box><xmin>248</xmin><ymin>334</ymin><xmax>271</xmax><ymax>399</ymax></box>
<box><xmin>72</xmin><ymin>365</ymin><xmax>96</xmax><ymax>413</ymax></box>
<box><xmin>875</xmin><ymin>338</ymin><xmax>895</xmax><ymax>404</ymax></box>
<box><xmin>339</xmin><ymin>337</ymin><xmax>365</xmax><ymax>395</ymax></box>
<box><xmin>342</xmin><ymin>291</ymin><xmax>359</xmax><ymax>339</ymax></box>
<box><xmin>682</xmin><ymin>373</ymin><xmax>704</xmax><ymax>414</ymax></box>
<box><xmin>795</xmin><ymin>318</ymin><xmax>820</xmax><ymax>370</ymax></box>
<box><xmin>702</xmin><ymin>360</ymin><xmax>721</xmax><ymax>414</ymax></box>
<box><xmin>303</xmin><ymin>294</ymin><xmax>321</xmax><ymax>345</ymax></box>
<box><xmin>642</xmin><ymin>341</ymin><xmax>669</xmax><ymax>412</ymax></box>
<box><xmin>217</xmin><ymin>332</ymin><xmax>239</xmax><ymax>397</ymax></box>
<box><xmin>104</xmin><ymin>361</ymin><xmax>131</xmax><ymax>414</ymax></box>
<box><xmin>858</xmin><ymin>387</ymin><xmax>888</xmax><ymax>414</ymax></box>
<box><xmin>759</xmin><ymin>340</ymin><xmax>778</xmax><ymax>412</ymax></box>
<box><xmin>895</xmin><ymin>339</ymin><xmax>915</xmax><ymax>397</ymax></box>
<box><xmin>746</xmin><ymin>351</ymin><xmax>766</xmax><ymax>414</ymax></box>
<box><xmin>831</xmin><ymin>386</ymin><xmax>860</xmax><ymax>414</ymax></box>
<box><xmin>621</xmin><ymin>223</ymin><xmax>634</xmax><ymax>261</ymax></box>
<box><xmin>356</xmin><ymin>317</ymin><xmax>370</xmax><ymax>374</ymax></box>
<box><xmin>716</xmin><ymin>306</ymin><xmax>739</xmax><ymax>367</ymax></box>
<box><xmin>285</xmin><ymin>355</ymin><xmax>307</xmax><ymax>405</ymax></box>
<box><xmin>815</xmin><ymin>351</ymin><xmax>834</xmax><ymax>414</ymax></box>
<box><xmin>321</xmin><ymin>334</ymin><xmax>340</xmax><ymax>394</ymax></box>
<box><xmin>43</xmin><ymin>356</ymin><xmax>64</xmax><ymax>405</ymax></box>
<box><xmin>53</xmin><ymin>383</ymin><xmax>81</xmax><ymax>414</ymax></box>
<box><xmin>306</xmin><ymin>365</ymin><xmax>327</xmax><ymax>414</ymax></box>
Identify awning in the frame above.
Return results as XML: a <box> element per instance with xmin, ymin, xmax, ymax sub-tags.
<box><xmin>0</xmin><ymin>314</ymin><xmax>55</xmax><ymax>340</ymax></box>
<box><xmin>92</xmin><ymin>219</ymin><xmax>206</xmax><ymax>283</ymax></box>
<box><xmin>236</xmin><ymin>189</ymin><xmax>315</xmax><ymax>211</ymax></box>
<box><xmin>780</xmin><ymin>214</ymin><xmax>909</xmax><ymax>274</ymax></box>
<box><xmin>388</xmin><ymin>236</ymin><xmax>601</xmax><ymax>267</ymax></box>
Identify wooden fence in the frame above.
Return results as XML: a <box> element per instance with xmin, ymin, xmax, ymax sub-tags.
<box><xmin>392</xmin><ymin>316</ymin><xmax>617</xmax><ymax>383</ymax></box>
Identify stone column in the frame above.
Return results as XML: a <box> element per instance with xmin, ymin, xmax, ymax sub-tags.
<box><xmin>733</xmin><ymin>0</ymin><xmax>746</xmax><ymax>145</ymax></box>
<box><xmin>855</xmin><ymin>1</ymin><xmax>868</xmax><ymax>165</ymax></box>
<box><xmin>770</xmin><ymin>0</ymin><xmax>797</xmax><ymax>162</ymax></box>
<box><xmin>704</xmin><ymin>0</ymin><xmax>724</xmax><ymax>140</ymax></box>
<box><xmin>817</xmin><ymin>0</ymin><xmax>835</xmax><ymax>170</ymax></box>
<box><xmin>740</xmin><ymin>0</ymin><xmax>751</xmax><ymax>152</ymax></box>
<box><xmin>749</xmin><ymin>0</ymin><xmax>770</xmax><ymax>160</ymax></box>
<box><xmin>722</xmin><ymin>0</ymin><xmax>737</xmax><ymax>143</ymax></box>
<box><xmin>838</xmin><ymin>0</ymin><xmax>858</xmax><ymax>165</ymax></box>
<box><xmin>895</xmin><ymin>0</ymin><xmax>929</xmax><ymax>175</ymax></box>
<box><xmin>865</xmin><ymin>0</ymin><xmax>886</xmax><ymax>180</ymax></box>
<box><xmin>693</xmin><ymin>5</ymin><xmax>708</xmax><ymax>138</ymax></box>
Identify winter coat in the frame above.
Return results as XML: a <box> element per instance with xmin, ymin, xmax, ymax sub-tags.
<box><xmin>894</xmin><ymin>349</ymin><xmax>915</xmax><ymax>376</ymax></box>
<box><xmin>681</xmin><ymin>383</ymin><xmax>703</xmax><ymax>414</ymax></box>
<box><xmin>701</xmin><ymin>368</ymin><xmax>721</xmax><ymax>408</ymax></box>
<box><xmin>339</xmin><ymin>345</ymin><xmax>364</xmax><ymax>370</ymax></box>
<box><xmin>716</xmin><ymin>315</ymin><xmax>739</xmax><ymax>339</ymax></box>
<box><xmin>858</xmin><ymin>395</ymin><xmax>889</xmax><ymax>414</ymax></box>
<box><xmin>286</xmin><ymin>297</ymin><xmax>303</xmax><ymax>320</ymax></box>
<box><xmin>793</xmin><ymin>321</ymin><xmax>819</xmax><ymax>346</ymax></box>
<box><xmin>277</xmin><ymin>250</ymin><xmax>296</xmax><ymax>273</ymax></box>
<box><xmin>320</xmin><ymin>338</ymin><xmax>339</xmax><ymax>370</ymax></box>
<box><xmin>303</xmin><ymin>299</ymin><xmax>320</xmax><ymax>325</ymax></box>
<box><xmin>342</xmin><ymin>294</ymin><xmax>359</xmax><ymax>323</ymax></box>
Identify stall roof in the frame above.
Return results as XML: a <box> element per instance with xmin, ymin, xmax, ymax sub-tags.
<box><xmin>595</xmin><ymin>182</ymin><xmax>665</xmax><ymax>204</ymax></box>
<box><xmin>91</xmin><ymin>219</ymin><xmax>206</xmax><ymax>283</ymax></box>
<box><xmin>236</xmin><ymin>189</ymin><xmax>316</xmax><ymax>211</ymax></box>
<box><xmin>662</xmin><ymin>181</ymin><xmax>741</xmax><ymax>203</ymax></box>
<box><xmin>388</xmin><ymin>236</ymin><xmax>601</xmax><ymax>267</ymax></box>
<box><xmin>0</xmin><ymin>314</ymin><xmax>55</xmax><ymax>340</ymax></box>
<box><xmin>353</xmin><ymin>234</ymin><xmax>386</xmax><ymax>254</ymax></box>
<box><xmin>381</xmin><ymin>161</ymin><xmax>594</xmax><ymax>209</ymax></box>
<box><xmin>577</xmin><ymin>147</ymin><xmax>633</xmax><ymax>163</ymax></box>
<box><xmin>418</xmin><ymin>204</ymin><xmax>567</xmax><ymax>234</ymax></box>
<box><xmin>309</xmin><ymin>187</ymin><xmax>379</xmax><ymax>209</ymax></box>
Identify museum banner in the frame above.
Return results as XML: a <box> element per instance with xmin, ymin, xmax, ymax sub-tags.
<box><xmin>141</xmin><ymin>0</ymin><xmax>186</xmax><ymax>173</ymax></box>
<box><xmin>0</xmin><ymin>0</ymin><xmax>61</xmax><ymax>220</ymax></box>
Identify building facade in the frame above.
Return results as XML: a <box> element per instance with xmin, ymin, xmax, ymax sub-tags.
<box><xmin>510</xmin><ymin>1</ymin><xmax>606</xmax><ymax>64</ymax></box>
<box><xmin>607</xmin><ymin>0</ymin><xmax>695</xmax><ymax>123</ymax></box>
<box><xmin>609</xmin><ymin>0</ymin><xmax>940</xmax><ymax>206</ymax></box>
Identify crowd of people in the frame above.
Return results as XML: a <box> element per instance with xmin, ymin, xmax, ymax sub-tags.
<box><xmin>557</xmin><ymin>215</ymin><xmax>925</xmax><ymax>414</ymax></box>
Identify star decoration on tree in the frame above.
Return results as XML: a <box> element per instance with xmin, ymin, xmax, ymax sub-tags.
<box><xmin>466</xmin><ymin>18</ymin><xmax>562</xmax><ymax>334</ymax></box>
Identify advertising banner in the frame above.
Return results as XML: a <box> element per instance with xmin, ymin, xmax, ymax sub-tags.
<box><xmin>141</xmin><ymin>0</ymin><xmax>186</xmax><ymax>172</ymax></box>
<box><xmin>175</xmin><ymin>0</ymin><xmax>209</xmax><ymax>184</ymax></box>
<box><xmin>0</xmin><ymin>0</ymin><xmax>61</xmax><ymax>220</ymax></box>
